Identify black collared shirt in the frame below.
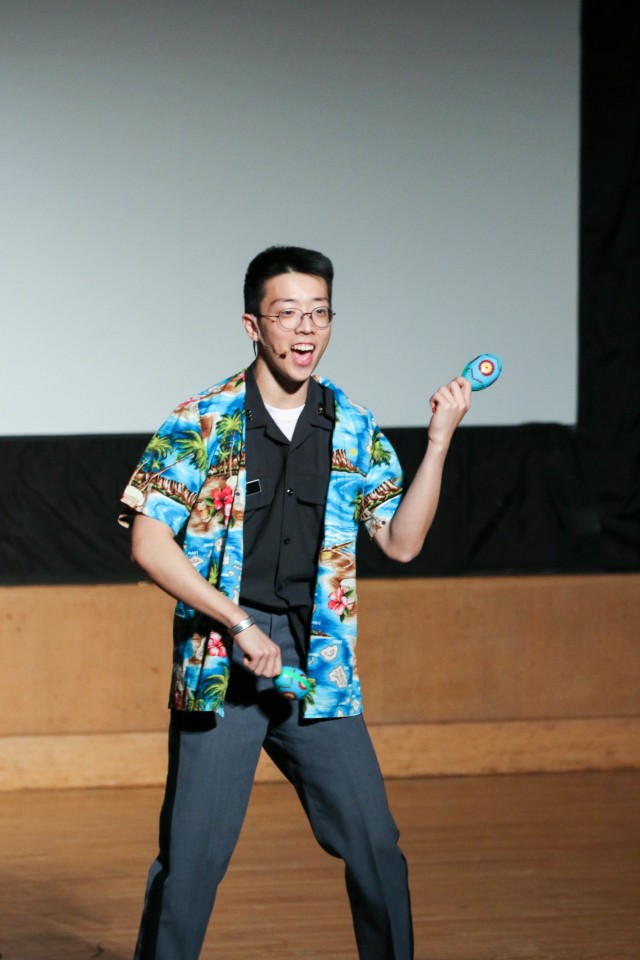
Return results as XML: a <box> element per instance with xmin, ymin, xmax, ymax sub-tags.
<box><xmin>239</xmin><ymin>364</ymin><xmax>334</xmax><ymax>616</ymax></box>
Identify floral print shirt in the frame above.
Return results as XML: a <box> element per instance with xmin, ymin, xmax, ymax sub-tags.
<box><xmin>119</xmin><ymin>369</ymin><xmax>403</xmax><ymax>719</ymax></box>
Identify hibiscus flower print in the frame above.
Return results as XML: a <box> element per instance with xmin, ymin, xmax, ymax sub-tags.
<box><xmin>213</xmin><ymin>485</ymin><xmax>234</xmax><ymax>524</ymax></box>
<box><xmin>206</xmin><ymin>632</ymin><xmax>227</xmax><ymax>658</ymax></box>
<box><xmin>328</xmin><ymin>586</ymin><xmax>352</xmax><ymax>619</ymax></box>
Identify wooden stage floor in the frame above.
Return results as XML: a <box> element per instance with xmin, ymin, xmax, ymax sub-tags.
<box><xmin>1</xmin><ymin>770</ymin><xmax>639</xmax><ymax>960</ymax></box>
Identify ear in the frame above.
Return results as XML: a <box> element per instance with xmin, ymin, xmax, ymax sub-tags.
<box><xmin>242</xmin><ymin>313</ymin><xmax>260</xmax><ymax>343</ymax></box>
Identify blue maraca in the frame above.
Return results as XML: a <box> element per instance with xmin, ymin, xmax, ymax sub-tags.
<box><xmin>273</xmin><ymin>666</ymin><xmax>313</xmax><ymax>701</ymax></box>
<box><xmin>461</xmin><ymin>353</ymin><xmax>502</xmax><ymax>391</ymax></box>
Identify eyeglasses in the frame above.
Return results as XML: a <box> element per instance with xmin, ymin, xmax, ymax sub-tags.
<box><xmin>259</xmin><ymin>306</ymin><xmax>335</xmax><ymax>332</ymax></box>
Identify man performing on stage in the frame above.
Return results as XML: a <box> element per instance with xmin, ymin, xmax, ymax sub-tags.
<box><xmin>120</xmin><ymin>245</ymin><xmax>471</xmax><ymax>959</ymax></box>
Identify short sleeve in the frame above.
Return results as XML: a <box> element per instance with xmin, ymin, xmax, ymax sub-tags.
<box><xmin>360</xmin><ymin>423</ymin><xmax>403</xmax><ymax>538</ymax></box>
<box><xmin>118</xmin><ymin>402</ymin><xmax>209</xmax><ymax>536</ymax></box>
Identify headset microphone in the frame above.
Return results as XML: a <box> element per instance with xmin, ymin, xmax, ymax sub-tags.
<box><xmin>254</xmin><ymin>322</ymin><xmax>288</xmax><ymax>359</ymax></box>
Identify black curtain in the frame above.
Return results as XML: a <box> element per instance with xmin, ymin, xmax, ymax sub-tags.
<box><xmin>0</xmin><ymin>425</ymin><xmax>600</xmax><ymax>586</ymax></box>
<box><xmin>578</xmin><ymin>1</ymin><xmax>640</xmax><ymax>569</ymax></box>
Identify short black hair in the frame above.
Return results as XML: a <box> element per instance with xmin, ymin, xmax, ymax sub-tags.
<box><xmin>243</xmin><ymin>245</ymin><xmax>334</xmax><ymax>316</ymax></box>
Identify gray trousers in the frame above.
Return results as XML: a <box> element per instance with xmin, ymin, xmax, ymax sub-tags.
<box><xmin>134</xmin><ymin>609</ymin><xmax>413</xmax><ymax>959</ymax></box>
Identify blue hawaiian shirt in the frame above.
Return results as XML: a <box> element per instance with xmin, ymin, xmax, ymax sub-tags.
<box><xmin>120</xmin><ymin>369</ymin><xmax>403</xmax><ymax>719</ymax></box>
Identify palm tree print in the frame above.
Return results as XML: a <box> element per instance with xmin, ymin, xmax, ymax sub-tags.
<box><xmin>141</xmin><ymin>434</ymin><xmax>174</xmax><ymax>472</ymax></box>
<box><xmin>370</xmin><ymin>429</ymin><xmax>392</xmax><ymax>466</ymax></box>
<box><xmin>175</xmin><ymin>430</ymin><xmax>209</xmax><ymax>473</ymax></box>
<box><xmin>302</xmin><ymin>678</ymin><xmax>317</xmax><ymax>709</ymax></box>
<box><xmin>207</xmin><ymin>558</ymin><xmax>220</xmax><ymax>586</ymax></box>
<box><xmin>196</xmin><ymin>665</ymin><xmax>230</xmax><ymax>711</ymax></box>
<box><xmin>215</xmin><ymin>412</ymin><xmax>244</xmax><ymax>473</ymax></box>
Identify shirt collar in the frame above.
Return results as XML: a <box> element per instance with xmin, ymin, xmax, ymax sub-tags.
<box><xmin>244</xmin><ymin>363</ymin><xmax>269</xmax><ymax>430</ymax></box>
<box><xmin>244</xmin><ymin>363</ymin><xmax>335</xmax><ymax>435</ymax></box>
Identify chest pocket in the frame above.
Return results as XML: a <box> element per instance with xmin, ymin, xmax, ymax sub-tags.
<box><xmin>244</xmin><ymin>475</ymin><xmax>275</xmax><ymax>512</ymax></box>
<box><xmin>294</xmin><ymin>472</ymin><xmax>330</xmax><ymax>506</ymax></box>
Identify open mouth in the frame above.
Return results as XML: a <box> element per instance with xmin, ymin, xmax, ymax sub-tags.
<box><xmin>290</xmin><ymin>343</ymin><xmax>315</xmax><ymax>365</ymax></box>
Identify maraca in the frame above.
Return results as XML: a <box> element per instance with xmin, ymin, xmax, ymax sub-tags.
<box><xmin>431</xmin><ymin>353</ymin><xmax>502</xmax><ymax>413</ymax></box>
<box><xmin>461</xmin><ymin>353</ymin><xmax>502</xmax><ymax>391</ymax></box>
<box><xmin>273</xmin><ymin>666</ymin><xmax>313</xmax><ymax>700</ymax></box>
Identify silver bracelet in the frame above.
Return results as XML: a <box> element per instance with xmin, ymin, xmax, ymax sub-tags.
<box><xmin>228</xmin><ymin>615</ymin><xmax>256</xmax><ymax>637</ymax></box>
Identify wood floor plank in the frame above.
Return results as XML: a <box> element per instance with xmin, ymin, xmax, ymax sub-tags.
<box><xmin>1</xmin><ymin>772</ymin><xmax>638</xmax><ymax>959</ymax></box>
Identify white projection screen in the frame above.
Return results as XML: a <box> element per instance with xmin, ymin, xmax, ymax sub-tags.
<box><xmin>0</xmin><ymin>0</ymin><xmax>580</xmax><ymax>435</ymax></box>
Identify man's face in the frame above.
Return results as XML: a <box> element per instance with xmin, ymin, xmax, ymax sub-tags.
<box><xmin>243</xmin><ymin>271</ymin><xmax>332</xmax><ymax>390</ymax></box>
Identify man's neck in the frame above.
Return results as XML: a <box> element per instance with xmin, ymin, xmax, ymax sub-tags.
<box><xmin>252</xmin><ymin>358</ymin><xmax>311</xmax><ymax>409</ymax></box>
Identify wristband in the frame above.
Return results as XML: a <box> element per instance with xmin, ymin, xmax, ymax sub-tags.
<box><xmin>228</xmin><ymin>615</ymin><xmax>256</xmax><ymax>637</ymax></box>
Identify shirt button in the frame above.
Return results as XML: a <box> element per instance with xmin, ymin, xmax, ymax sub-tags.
<box><xmin>286</xmin><ymin>488</ymin><xmax>294</xmax><ymax>496</ymax></box>
<box><xmin>283</xmin><ymin>537</ymin><xmax>291</xmax><ymax>545</ymax></box>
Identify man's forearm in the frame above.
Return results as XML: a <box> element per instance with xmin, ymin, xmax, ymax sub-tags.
<box><xmin>374</xmin><ymin>374</ymin><xmax>471</xmax><ymax>563</ymax></box>
<box><xmin>375</xmin><ymin>439</ymin><xmax>448</xmax><ymax>562</ymax></box>
<box><xmin>131</xmin><ymin>514</ymin><xmax>282</xmax><ymax>676</ymax></box>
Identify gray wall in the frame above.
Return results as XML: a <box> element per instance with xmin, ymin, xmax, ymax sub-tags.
<box><xmin>0</xmin><ymin>0</ymin><xmax>579</xmax><ymax>434</ymax></box>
